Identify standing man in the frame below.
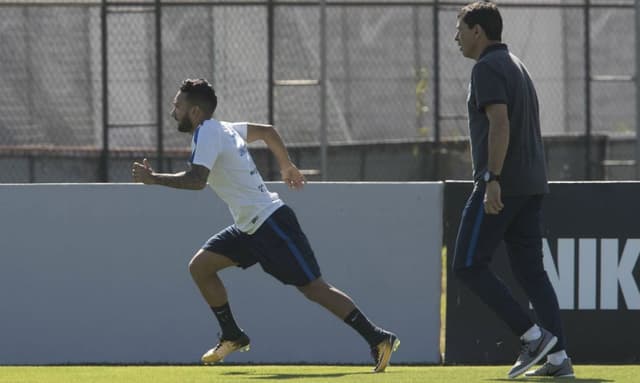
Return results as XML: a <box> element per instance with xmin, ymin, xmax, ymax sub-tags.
<box><xmin>453</xmin><ymin>2</ymin><xmax>574</xmax><ymax>379</ymax></box>
<box><xmin>131</xmin><ymin>79</ymin><xmax>399</xmax><ymax>372</ymax></box>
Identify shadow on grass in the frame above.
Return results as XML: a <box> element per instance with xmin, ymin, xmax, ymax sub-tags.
<box><xmin>222</xmin><ymin>370</ymin><xmax>374</xmax><ymax>379</ymax></box>
<box><xmin>489</xmin><ymin>378</ymin><xmax>613</xmax><ymax>383</ymax></box>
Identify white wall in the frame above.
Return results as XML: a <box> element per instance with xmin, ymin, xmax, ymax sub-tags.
<box><xmin>0</xmin><ymin>182</ymin><xmax>443</xmax><ymax>364</ymax></box>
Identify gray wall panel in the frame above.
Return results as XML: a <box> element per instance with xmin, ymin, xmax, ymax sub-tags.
<box><xmin>0</xmin><ymin>182</ymin><xmax>442</xmax><ymax>364</ymax></box>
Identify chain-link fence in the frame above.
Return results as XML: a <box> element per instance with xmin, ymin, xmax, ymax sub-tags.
<box><xmin>0</xmin><ymin>0</ymin><xmax>636</xmax><ymax>182</ymax></box>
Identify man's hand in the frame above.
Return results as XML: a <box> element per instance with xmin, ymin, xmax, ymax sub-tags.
<box><xmin>484</xmin><ymin>181</ymin><xmax>504</xmax><ymax>215</ymax></box>
<box><xmin>132</xmin><ymin>158</ymin><xmax>155</xmax><ymax>185</ymax></box>
<box><xmin>281</xmin><ymin>165</ymin><xmax>306</xmax><ymax>190</ymax></box>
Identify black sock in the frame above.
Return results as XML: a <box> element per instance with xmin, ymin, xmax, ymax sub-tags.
<box><xmin>211</xmin><ymin>302</ymin><xmax>243</xmax><ymax>340</ymax></box>
<box><xmin>344</xmin><ymin>308</ymin><xmax>385</xmax><ymax>346</ymax></box>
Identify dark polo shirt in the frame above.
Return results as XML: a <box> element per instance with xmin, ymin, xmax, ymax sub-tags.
<box><xmin>467</xmin><ymin>43</ymin><xmax>549</xmax><ymax>196</ymax></box>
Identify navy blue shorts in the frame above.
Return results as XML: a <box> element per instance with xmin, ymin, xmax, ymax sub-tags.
<box><xmin>203</xmin><ymin>205</ymin><xmax>322</xmax><ymax>286</ymax></box>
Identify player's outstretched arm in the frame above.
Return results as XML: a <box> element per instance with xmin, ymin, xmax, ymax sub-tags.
<box><xmin>132</xmin><ymin>158</ymin><xmax>209</xmax><ymax>190</ymax></box>
<box><xmin>246</xmin><ymin>123</ymin><xmax>305</xmax><ymax>190</ymax></box>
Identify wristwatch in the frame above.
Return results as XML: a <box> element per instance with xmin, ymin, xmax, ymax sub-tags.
<box><xmin>483</xmin><ymin>170</ymin><xmax>501</xmax><ymax>183</ymax></box>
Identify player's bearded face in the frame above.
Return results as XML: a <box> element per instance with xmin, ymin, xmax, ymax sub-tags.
<box><xmin>172</xmin><ymin>91</ymin><xmax>194</xmax><ymax>133</ymax></box>
<box><xmin>177</xmin><ymin>113</ymin><xmax>193</xmax><ymax>133</ymax></box>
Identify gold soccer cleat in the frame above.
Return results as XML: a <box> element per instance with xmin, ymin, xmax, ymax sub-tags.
<box><xmin>201</xmin><ymin>333</ymin><xmax>251</xmax><ymax>364</ymax></box>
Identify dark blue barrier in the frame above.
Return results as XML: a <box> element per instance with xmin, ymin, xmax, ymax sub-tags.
<box><xmin>444</xmin><ymin>181</ymin><xmax>640</xmax><ymax>364</ymax></box>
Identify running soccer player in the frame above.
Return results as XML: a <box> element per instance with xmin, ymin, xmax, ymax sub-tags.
<box><xmin>131</xmin><ymin>78</ymin><xmax>399</xmax><ymax>372</ymax></box>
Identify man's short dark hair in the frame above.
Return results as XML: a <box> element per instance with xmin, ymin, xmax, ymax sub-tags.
<box><xmin>180</xmin><ymin>78</ymin><xmax>218</xmax><ymax>117</ymax></box>
<box><xmin>458</xmin><ymin>1</ymin><xmax>502</xmax><ymax>41</ymax></box>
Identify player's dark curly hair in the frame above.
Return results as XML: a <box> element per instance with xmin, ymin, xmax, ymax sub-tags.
<box><xmin>180</xmin><ymin>78</ymin><xmax>218</xmax><ymax>117</ymax></box>
<box><xmin>458</xmin><ymin>1</ymin><xmax>502</xmax><ymax>41</ymax></box>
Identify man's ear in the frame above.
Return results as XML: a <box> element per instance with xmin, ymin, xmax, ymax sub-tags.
<box><xmin>473</xmin><ymin>24</ymin><xmax>483</xmax><ymax>39</ymax></box>
<box><xmin>189</xmin><ymin>105</ymin><xmax>200</xmax><ymax>119</ymax></box>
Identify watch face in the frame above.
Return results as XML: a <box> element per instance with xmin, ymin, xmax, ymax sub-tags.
<box><xmin>483</xmin><ymin>171</ymin><xmax>490</xmax><ymax>182</ymax></box>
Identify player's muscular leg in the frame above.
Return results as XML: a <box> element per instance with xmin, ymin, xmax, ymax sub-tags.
<box><xmin>297</xmin><ymin>277</ymin><xmax>356</xmax><ymax>319</ymax></box>
<box><xmin>189</xmin><ymin>249</ymin><xmax>237</xmax><ymax>307</ymax></box>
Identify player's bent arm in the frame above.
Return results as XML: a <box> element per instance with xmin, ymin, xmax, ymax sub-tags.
<box><xmin>150</xmin><ymin>164</ymin><xmax>209</xmax><ymax>190</ymax></box>
<box><xmin>246</xmin><ymin>123</ymin><xmax>295</xmax><ymax>171</ymax></box>
<box><xmin>485</xmin><ymin>103</ymin><xmax>509</xmax><ymax>175</ymax></box>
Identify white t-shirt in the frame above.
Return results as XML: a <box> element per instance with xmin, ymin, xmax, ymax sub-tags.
<box><xmin>190</xmin><ymin>119</ymin><xmax>284</xmax><ymax>234</ymax></box>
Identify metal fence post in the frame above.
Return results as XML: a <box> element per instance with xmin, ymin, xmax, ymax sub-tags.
<box><xmin>155</xmin><ymin>0</ymin><xmax>164</xmax><ymax>172</ymax></box>
<box><xmin>320</xmin><ymin>0</ymin><xmax>327</xmax><ymax>180</ymax></box>
<box><xmin>268</xmin><ymin>0</ymin><xmax>274</xmax><ymax>126</ymax></box>
<box><xmin>341</xmin><ymin>6</ymin><xmax>352</xmax><ymax>133</ymax></box>
<box><xmin>636</xmin><ymin>0</ymin><xmax>640</xmax><ymax>179</ymax></box>
<box><xmin>584</xmin><ymin>0</ymin><xmax>592</xmax><ymax>180</ymax></box>
<box><xmin>267</xmin><ymin>0</ymin><xmax>275</xmax><ymax>180</ymax></box>
<box><xmin>433</xmin><ymin>0</ymin><xmax>441</xmax><ymax>180</ymax></box>
<box><xmin>100</xmin><ymin>0</ymin><xmax>109</xmax><ymax>182</ymax></box>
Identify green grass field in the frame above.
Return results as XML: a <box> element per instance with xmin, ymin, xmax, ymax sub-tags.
<box><xmin>3</xmin><ymin>252</ymin><xmax>636</xmax><ymax>383</ymax></box>
<box><xmin>0</xmin><ymin>365</ymin><xmax>637</xmax><ymax>383</ymax></box>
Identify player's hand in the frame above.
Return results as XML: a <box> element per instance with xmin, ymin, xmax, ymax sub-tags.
<box><xmin>484</xmin><ymin>181</ymin><xmax>504</xmax><ymax>215</ymax></box>
<box><xmin>280</xmin><ymin>164</ymin><xmax>306</xmax><ymax>190</ymax></box>
<box><xmin>132</xmin><ymin>158</ymin><xmax>155</xmax><ymax>185</ymax></box>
